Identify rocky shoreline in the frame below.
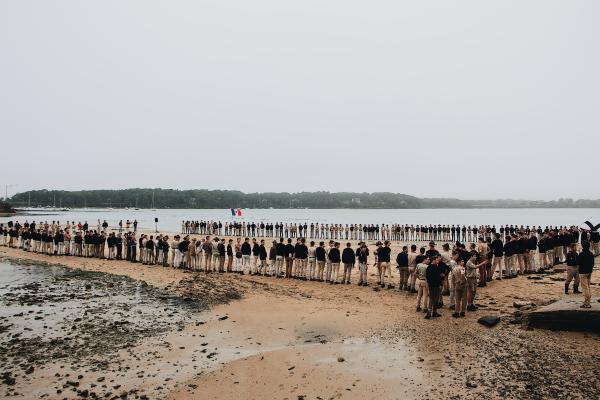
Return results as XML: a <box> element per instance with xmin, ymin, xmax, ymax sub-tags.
<box><xmin>0</xmin><ymin>256</ymin><xmax>240</xmax><ymax>399</ymax></box>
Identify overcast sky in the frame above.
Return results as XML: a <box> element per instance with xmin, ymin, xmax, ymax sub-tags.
<box><xmin>1</xmin><ymin>1</ymin><xmax>599</xmax><ymax>200</ymax></box>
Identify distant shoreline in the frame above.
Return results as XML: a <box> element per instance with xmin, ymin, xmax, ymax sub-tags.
<box><xmin>9</xmin><ymin>189</ymin><xmax>600</xmax><ymax>210</ymax></box>
<box><xmin>9</xmin><ymin>206</ymin><xmax>600</xmax><ymax>212</ymax></box>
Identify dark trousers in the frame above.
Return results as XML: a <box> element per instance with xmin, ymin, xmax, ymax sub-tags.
<box><xmin>285</xmin><ymin>257</ymin><xmax>293</xmax><ymax>277</ymax></box>
<box><xmin>428</xmin><ymin>285</ymin><xmax>441</xmax><ymax>313</ymax></box>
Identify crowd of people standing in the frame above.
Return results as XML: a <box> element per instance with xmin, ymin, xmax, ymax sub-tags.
<box><xmin>180</xmin><ymin>220</ymin><xmax>582</xmax><ymax>243</ymax></box>
<box><xmin>1</xmin><ymin>218</ymin><xmax>598</xmax><ymax>315</ymax></box>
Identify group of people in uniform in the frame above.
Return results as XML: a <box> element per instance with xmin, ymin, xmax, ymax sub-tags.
<box><xmin>184</xmin><ymin>220</ymin><xmax>573</xmax><ymax>243</ymax></box>
<box><xmin>2</xmin><ymin>219</ymin><xmax>598</xmax><ymax>315</ymax></box>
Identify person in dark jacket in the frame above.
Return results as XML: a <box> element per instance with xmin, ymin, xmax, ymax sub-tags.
<box><xmin>258</xmin><ymin>239</ymin><xmax>268</xmax><ymax>275</ymax></box>
<box><xmin>503</xmin><ymin>236</ymin><xmax>515</xmax><ymax>278</ymax></box>
<box><xmin>491</xmin><ymin>233</ymin><xmax>504</xmax><ymax>279</ymax></box>
<box><xmin>528</xmin><ymin>233</ymin><xmax>538</xmax><ymax>272</ymax></box>
<box><xmin>130</xmin><ymin>234</ymin><xmax>137</xmax><ymax>263</ymax></box>
<box><xmin>341</xmin><ymin>242</ymin><xmax>355</xmax><ymax>284</ymax></box>
<box><xmin>425</xmin><ymin>255</ymin><xmax>445</xmax><ymax>319</ymax></box>
<box><xmin>315</xmin><ymin>242</ymin><xmax>326</xmax><ymax>281</ymax></box>
<box><xmin>356</xmin><ymin>242</ymin><xmax>369</xmax><ymax>286</ymax></box>
<box><xmin>378</xmin><ymin>241</ymin><xmax>393</xmax><ymax>289</ymax></box>
<box><xmin>396</xmin><ymin>246</ymin><xmax>409</xmax><ymax>290</ymax></box>
<box><xmin>275</xmin><ymin>238</ymin><xmax>286</xmax><ymax>277</ymax></box>
<box><xmin>328</xmin><ymin>242</ymin><xmax>341</xmax><ymax>284</ymax></box>
<box><xmin>565</xmin><ymin>243</ymin><xmax>581</xmax><ymax>294</ymax></box>
<box><xmin>267</xmin><ymin>240</ymin><xmax>277</xmax><ymax>276</ymax></box>
<box><xmin>217</xmin><ymin>239</ymin><xmax>226</xmax><ymax>272</ymax></box>
<box><xmin>578</xmin><ymin>241</ymin><xmax>595</xmax><ymax>308</ymax></box>
<box><xmin>116</xmin><ymin>233</ymin><xmax>123</xmax><ymax>260</ymax></box>
<box><xmin>251</xmin><ymin>238</ymin><xmax>261</xmax><ymax>275</ymax></box>
<box><xmin>294</xmin><ymin>238</ymin><xmax>308</xmax><ymax>279</ymax></box>
<box><xmin>161</xmin><ymin>236</ymin><xmax>169</xmax><ymax>267</ymax></box>
<box><xmin>241</xmin><ymin>238</ymin><xmax>251</xmax><ymax>274</ymax></box>
<box><xmin>226</xmin><ymin>239</ymin><xmax>234</xmax><ymax>272</ymax></box>
<box><xmin>178</xmin><ymin>237</ymin><xmax>189</xmax><ymax>269</ymax></box>
<box><xmin>284</xmin><ymin>239</ymin><xmax>295</xmax><ymax>278</ymax></box>
<box><xmin>537</xmin><ymin>233</ymin><xmax>548</xmax><ymax>271</ymax></box>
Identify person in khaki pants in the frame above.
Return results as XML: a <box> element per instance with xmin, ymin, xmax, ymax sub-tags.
<box><xmin>407</xmin><ymin>245</ymin><xmax>419</xmax><ymax>292</ymax></box>
<box><xmin>578</xmin><ymin>241</ymin><xmax>595</xmax><ymax>308</ymax></box>
<box><xmin>341</xmin><ymin>242</ymin><xmax>355</xmax><ymax>284</ymax></box>
<box><xmin>284</xmin><ymin>238</ymin><xmax>295</xmax><ymax>278</ymax></box>
<box><xmin>451</xmin><ymin>257</ymin><xmax>468</xmax><ymax>317</ymax></box>
<box><xmin>466</xmin><ymin>253</ymin><xmax>487</xmax><ymax>311</ymax></box>
<box><xmin>396</xmin><ymin>246</ymin><xmax>409</xmax><ymax>290</ymax></box>
<box><xmin>203</xmin><ymin>236</ymin><xmax>213</xmax><ymax>272</ymax></box>
<box><xmin>328</xmin><ymin>242</ymin><xmax>341</xmax><ymax>284</ymax></box>
<box><xmin>491</xmin><ymin>233</ymin><xmax>504</xmax><ymax>279</ymax></box>
<box><xmin>315</xmin><ymin>241</ymin><xmax>326</xmax><ymax>281</ymax></box>
<box><xmin>415</xmin><ymin>257</ymin><xmax>430</xmax><ymax>313</ymax></box>
<box><xmin>226</xmin><ymin>239</ymin><xmax>234</xmax><ymax>273</ymax></box>
<box><xmin>565</xmin><ymin>243</ymin><xmax>581</xmax><ymax>294</ymax></box>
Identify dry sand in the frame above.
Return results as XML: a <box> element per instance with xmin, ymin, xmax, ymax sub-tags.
<box><xmin>1</xmin><ymin>233</ymin><xmax>599</xmax><ymax>400</ymax></box>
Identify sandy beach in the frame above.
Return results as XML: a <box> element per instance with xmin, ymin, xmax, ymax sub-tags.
<box><xmin>1</xmin><ymin>233</ymin><xmax>599</xmax><ymax>400</ymax></box>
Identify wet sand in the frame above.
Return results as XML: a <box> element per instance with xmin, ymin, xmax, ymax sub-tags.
<box><xmin>1</xmin><ymin>240</ymin><xmax>599</xmax><ymax>400</ymax></box>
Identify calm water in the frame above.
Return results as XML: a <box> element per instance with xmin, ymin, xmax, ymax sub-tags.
<box><xmin>1</xmin><ymin>208</ymin><xmax>598</xmax><ymax>233</ymax></box>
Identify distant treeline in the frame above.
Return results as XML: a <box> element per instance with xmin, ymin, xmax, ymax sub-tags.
<box><xmin>8</xmin><ymin>189</ymin><xmax>600</xmax><ymax>209</ymax></box>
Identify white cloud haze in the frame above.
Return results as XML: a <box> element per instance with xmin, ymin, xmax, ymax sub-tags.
<box><xmin>1</xmin><ymin>1</ymin><xmax>599</xmax><ymax>199</ymax></box>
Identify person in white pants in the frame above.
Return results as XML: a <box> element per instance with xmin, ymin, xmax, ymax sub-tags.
<box><xmin>307</xmin><ymin>241</ymin><xmax>317</xmax><ymax>280</ymax></box>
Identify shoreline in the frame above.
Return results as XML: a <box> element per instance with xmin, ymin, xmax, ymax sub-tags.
<box><xmin>1</xmin><ymin>246</ymin><xmax>600</xmax><ymax>399</ymax></box>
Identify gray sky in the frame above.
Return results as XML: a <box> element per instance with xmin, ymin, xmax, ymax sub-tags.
<box><xmin>1</xmin><ymin>1</ymin><xmax>599</xmax><ymax>200</ymax></box>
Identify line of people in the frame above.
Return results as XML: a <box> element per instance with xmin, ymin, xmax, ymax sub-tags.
<box><xmin>2</xmin><ymin>220</ymin><xmax>597</xmax><ymax>313</ymax></box>
<box><xmin>208</xmin><ymin>221</ymin><xmax>590</xmax><ymax>242</ymax></box>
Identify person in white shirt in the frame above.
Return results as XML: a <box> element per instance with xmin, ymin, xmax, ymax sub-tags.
<box><xmin>307</xmin><ymin>241</ymin><xmax>317</xmax><ymax>280</ymax></box>
<box><xmin>171</xmin><ymin>236</ymin><xmax>180</xmax><ymax>268</ymax></box>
